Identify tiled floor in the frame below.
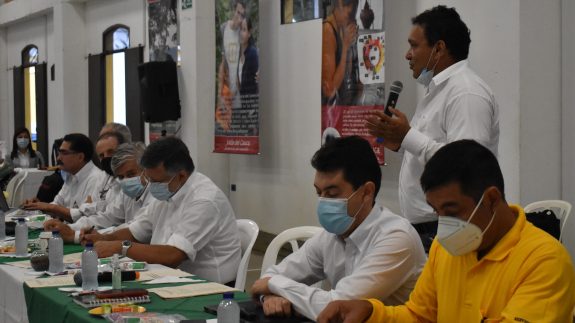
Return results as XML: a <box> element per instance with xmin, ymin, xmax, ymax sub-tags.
<box><xmin>244</xmin><ymin>250</ymin><xmax>264</xmax><ymax>292</ymax></box>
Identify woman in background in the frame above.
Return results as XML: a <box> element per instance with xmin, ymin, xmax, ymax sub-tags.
<box><xmin>7</xmin><ymin>127</ymin><xmax>44</xmax><ymax>169</ymax></box>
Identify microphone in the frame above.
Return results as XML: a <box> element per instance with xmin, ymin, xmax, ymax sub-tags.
<box><xmin>384</xmin><ymin>81</ymin><xmax>403</xmax><ymax>116</ymax></box>
<box><xmin>376</xmin><ymin>81</ymin><xmax>403</xmax><ymax>143</ymax></box>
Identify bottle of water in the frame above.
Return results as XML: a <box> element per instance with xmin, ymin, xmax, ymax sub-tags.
<box><xmin>0</xmin><ymin>210</ymin><xmax>6</xmax><ymax>240</ymax></box>
<box><xmin>81</xmin><ymin>241</ymin><xmax>99</xmax><ymax>290</ymax></box>
<box><xmin>217</xmin><ymin>292</ymin><xmax>240</xmax><ymax>323</ymax></box>
<box><xmin>15</xmin><ymin>218</ymin><xmax>28</xmax><ymax>256</ymax></box>
<box><xmin>111</xmin><ymin>253</ymin><xmax>121</xmax><ymax>289</ymax></box>
<box><xmin>48</xmin><ymin>230</ymin><xmax>64</xmax><ymax>273</ymax></box>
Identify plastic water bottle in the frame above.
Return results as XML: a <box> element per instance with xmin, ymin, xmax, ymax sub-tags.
<box><xmin>15</xmin><ymin>218</ymin><xmax>28</xmax><ymax>256</ymax></box>
<box><xmin>0</xmin><ymin>210</ymin><xmax>6</xmax><ymax>240</ymax></box>
<box><xmin>111</xmin><ymin>253</ymin><xmax>121</xmax><ymax>289</ymax></box>
<box><xmin>217</xmin><ymin>292</ymin><xmax>240</xmax><ymax>323</ymax></box>
<box><xmin>48</xmin><ymin>230</ymin><xmax>64</xmax><ymax>273</ymax></box>
<box><xmin>81</xmin><ymin>241</ymin><xmax>99</xmax><ymax>291</ymax></box>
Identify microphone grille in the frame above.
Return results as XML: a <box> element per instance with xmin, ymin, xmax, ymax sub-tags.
<box><xmin>390</xmin><ymin>81</ymin><xmax>403</xmax><ymax>94</ymax></box>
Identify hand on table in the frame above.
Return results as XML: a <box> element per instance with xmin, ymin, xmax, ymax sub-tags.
<box><xmin>316</xmin><ymin>300</ymin><xmax>373</xmax><ymax>323</ymax></box>
<box><xmin>93</xmin><ymin>240</ymin><xmax>121</xmax><ymax>258</ymax></box>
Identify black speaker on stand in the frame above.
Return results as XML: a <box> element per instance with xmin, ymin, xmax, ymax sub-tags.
<box><xmin>138</xmin><ymin>60</ymin><xmax>181</xmax><ymax>123</ymax></box>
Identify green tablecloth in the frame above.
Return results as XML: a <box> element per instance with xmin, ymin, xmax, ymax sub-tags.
<box><xmin>24</xmin><ymin>280</ymin><xmax>251</xmax><ymax>323</ymax></box>
<box><xmin>0</xmin><ymin>230</ymin><xmax>84</xmax><ymax>263</ymax></box>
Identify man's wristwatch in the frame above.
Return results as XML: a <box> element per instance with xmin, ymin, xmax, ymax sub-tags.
<box><xmin>121</xmin><ymin>240</ymin><xmax>132</xmax><ymax>257</ymax></box>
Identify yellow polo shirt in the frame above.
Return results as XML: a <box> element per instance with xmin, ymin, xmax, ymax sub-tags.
<box><xmin>365</xmin><ymin>205</ymin><xmax>575</xmax><ymax>323</ymax></box>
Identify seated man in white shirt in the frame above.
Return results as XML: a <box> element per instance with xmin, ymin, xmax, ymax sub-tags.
<box><xmin>22</xmin><ymin>133</ymin><xmax>106</xmax><ymax>222</ymax></box>
<box><xmin>43</xmin><ymin>142</ymin><xmax>152</xmax><ymax>243</ymax></box>
<box><xmin>85</xmin><ymin>137</ymin><xmax>242</xmax><ymax>285</ymax></box>
<box><xmin>250</xmin><ymin>136</ymin><xmax>427</xmax><ymax>321</ymax></box>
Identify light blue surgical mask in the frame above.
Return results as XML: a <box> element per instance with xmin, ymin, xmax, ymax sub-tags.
<box><xmin>16</xmin><ymin>138</ymin><xmax>29</xmax><ymax>149</ymax></box>
<box><xmin>60</xmin><ymin>170</ymin><xmax>69</xmax><ymax>182</ymax></box>
<box><xmin>416</xmin><ymin>46</ymin><xmax>439</xmax><ymax>87</ymax></box>
<box><xmin>120</xmin><ymin>176</ymin><xmax>146</xmax><ymax>200</ymax></box>
<box><xmin>149</xmin><ymin>175</ymin><xmax>176</xmax><ymax>201</ymax></box>
<box><xmin>317</xmin><ymin>188</ymin><xmax>365</xmax><ymax>235</ymax></box>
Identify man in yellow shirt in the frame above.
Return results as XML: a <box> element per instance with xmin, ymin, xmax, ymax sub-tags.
<box><xmin>317</xmin><ymin>139</ymin><xmax>575</xmax><ymax>323</ymax></box>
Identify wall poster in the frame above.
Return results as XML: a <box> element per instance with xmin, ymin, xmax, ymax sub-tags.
<box><xmin>321</xmin><ymin>0</ymin><xmax>385</xmax><ymax>163</ymax></box>
<box><xmin>214</xmin><ymin>0</ymin><xmax>260</xmax><ymax>154</ymax></box>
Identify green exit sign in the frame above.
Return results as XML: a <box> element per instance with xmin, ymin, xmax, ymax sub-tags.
<box><xmin>182</xmin><ymin>0</ymin><xmax>192</xmax><ymax>9</ymax></box>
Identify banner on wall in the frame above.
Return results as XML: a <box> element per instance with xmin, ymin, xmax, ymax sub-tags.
<box><xmin>148</xmin><ymin>0</ymin><xmax>181</xmax><ymax>142</ymax></box>
<box><xmin>321</xmin><ymin>0</ymin><xmax>385</xmax><ymax>164</ymax></box>
<box><xmin>214</xmin><ymin>0</ymin><xmax>260</xmax><ymax>154</ymax></box>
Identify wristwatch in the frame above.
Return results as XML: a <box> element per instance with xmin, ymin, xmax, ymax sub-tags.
<box><xmin>121</xmin><ymin>240</ymin><xmax>132</xmax><ymax>257</ymax></box>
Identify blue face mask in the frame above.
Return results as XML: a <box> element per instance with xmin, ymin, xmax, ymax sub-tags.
<box><xmin>317</xmin><ymin>188</ymin><xmax>365</xmax><ymax>235</ymax></box>
<box><xmin>60</xmin><ymin>170</ymin><xmax>69</xmax><ymax>182</ymax></box>
<box><xmin>16</xmin><ymin>138</ymin><xmax>29</xmax><ymax>149</ymax></box>
<box><xmin>120</xmin><ymin>176</ymin><xmax>146</xmax><ymax>200</ymax></box>
<box><xmin>416</xmin><ymin>46</ymin><xmax>439</xmax><ymax>87</ymax></box>
<box><xmin>149</xmin><ymin>175</ymin><xmax>176</xmax><ymax>201</ymax></box>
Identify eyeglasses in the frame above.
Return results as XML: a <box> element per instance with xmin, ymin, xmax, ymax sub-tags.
<box><xmin>58</xmin><ymin>149</ymin><xmax>78</xmax><ymax>156</ymax></box>
<box><xmin>143</xmin><ymin>174</ymin><xmax>175</xmax><ymax>185</ymax></box>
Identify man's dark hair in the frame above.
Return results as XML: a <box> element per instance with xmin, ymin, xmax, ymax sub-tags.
<box><xmin>331</xmin><ymin>0</ymin><xmax>359</xmax><ymax>21</ymax></box>
<box><xmin>140</xmin><ymin>136</ymin><xmax>195</xmax><ymax>174</ymax></box>
<box><xmin>234</xmin><ymin>0</ymin><xmax>245</xmax><ymax>10</ymax></box>
<box><xmin>420</xmin><ymin>140</ymin><xmax>505</xmax><ymax>203</ymax></box>
<box><xmin>412</xmin><ymin>5</ymin><xmax>471</xmax><ymax>61</ymax></box>
<box><xmin>311</xmin><ymin>136</ymin><xmax>381</xmax><ymax>196</ymax></box>
<box><xmin>62</xmin><ymin>133</ymin><xmax>94</xmax><ymax>162</ymax></box>
<box><xmin>97</xmin><ymin>131</ymin><xmax>125</xmax><ymax>146</ymax></box>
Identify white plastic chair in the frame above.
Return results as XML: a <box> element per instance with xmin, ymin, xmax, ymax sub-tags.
<box><xmin>261</xmin><ymin>226</ymin><xmax>322</xmax><ymax>275</ymax></box>
<box><xmin>235</xmin><ymin>219</ymin><xmax>260</xmax><ymax>291</ymax></box>
<box><xmin>5</xmin><ymin>170</ymin><xmax>28</xmax><ymax>207</ymax></box>
<box><xmin>524</xmin><ymin>200</ymin><xmax>572</xmax><ymax>241</ymax></box>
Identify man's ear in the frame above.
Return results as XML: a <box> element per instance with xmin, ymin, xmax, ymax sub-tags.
<box><xmin>484</xmin><ymin>186</ymin><xmax>503</xmax><ymax>211</ymax></box>
<box><xmin>363</xmin><ymin>181</ymin><xmax>377</xmax><ymax>202</ymax></box>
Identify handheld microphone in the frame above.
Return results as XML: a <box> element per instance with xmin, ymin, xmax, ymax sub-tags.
<box><xmin>384</xmin><ymin>81</ymin><xmax>403</xmax><ymax>116</ymax></box>
<box><xmin>376</xmin><ymin>81</ymin><xmax>403</xmax><ymax>143</ymax></box>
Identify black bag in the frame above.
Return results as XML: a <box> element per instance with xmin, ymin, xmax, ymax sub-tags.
<box><xmin>36</xmin><ymin>170</ymin><xmax>64</xmax><ymax>203</ymax></box>
<box><xmin>526</xmin><ymin>209</ymin><xmax>560</xmax><ymax>240</ymax></box>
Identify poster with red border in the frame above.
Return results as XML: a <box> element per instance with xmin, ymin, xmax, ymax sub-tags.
<box><xmin>214</xmin><ymin>0</ymin><xmax>260</xmax><ymax>154</ymax></box>
<box><xmin>321</xmin><ymin>0</ymin><xmax>385</xmax><ymax>164</ymax></box>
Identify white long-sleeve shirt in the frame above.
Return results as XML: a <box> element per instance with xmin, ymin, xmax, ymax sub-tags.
<box><xmin>129</xmin><ymin>172</ymin><xmax>241</xmax><ymax>284</ymax></box>
<box><xmin>51</xmin><ymin>161</ymin><xmax>107</xmax><ymax>220</ymax></box>
<box><xmin>264</xmin><ymin>204</ymin><xmax>427</xmax><ymax>320</ymax></box>
<box><xmin>70</xmin><ymin>186</ymin><xmax>153</xmax><ymax>231</ymax></box>
<box><xmin>399</xmin><ymin>60</ymin><xmax>499</xmax><ymax>224</ymax></box>
<box><xmin>73</xmin><ymin>174</ymin><xmax>120</xmax><ymax>222</ymax></box>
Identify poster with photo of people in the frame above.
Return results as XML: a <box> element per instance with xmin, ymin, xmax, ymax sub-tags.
<box><xmin>321</xmin><ymin>0</ymin><xmax>385</xmax><ymax>164</ymax></box>
<box><xmin>214</xmin><ymin>0</ymin><xmax>260</xmax><ymax>154</ymax></box>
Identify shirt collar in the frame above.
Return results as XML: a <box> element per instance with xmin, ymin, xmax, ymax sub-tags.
<box><xmin>167</xmin><ymin>171</ymin><xmax>195</xmax><ymax>203</ymax></box>
<box><xmin>428</xmin><ymin>59</ymin><xmax>468</xmax><ymax>93</ymax></box>
<box><xmin>70</xmin><ymin>161</ymin><xmax>95</xmax><ymax>184</ymax></box>
<box><xmin>482</xmin><ymin>204</ymin><xmax>525</xmax><ymax>261</ymax></box>
<box><xmin>346</xmin><ymin>203</ymin><xmax>383</xmax><ymax>248</ymax></box>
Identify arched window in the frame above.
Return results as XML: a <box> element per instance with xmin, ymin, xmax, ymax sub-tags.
<box><xmin>21</xmin><ymin>45</ymin><xmax>39</xmax><ymax>144</ymax></box>
<box><xmin>103</xmin><ymin>25</ymin><xmax>130</xmax><ymax>125</ymax></box>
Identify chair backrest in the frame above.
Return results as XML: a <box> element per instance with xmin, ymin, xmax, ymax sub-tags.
<box><xmin>5</xmin><ymin>170</ymin><xmax>28</xmax><ymax>207</ymax></box>
<box><xmin>261</xmin><ymin>226</ymin><xmax>323</xmax><ymax>275</ymax></box>
<box><xmin>524</xmin><ymin>200</ymin><xmax>572</xmax><ymax>241</ymax></box>
<box><xmin>235</xmin><ymin>219</ymin><xmax>259</xmax><ymax>291</ymax></box>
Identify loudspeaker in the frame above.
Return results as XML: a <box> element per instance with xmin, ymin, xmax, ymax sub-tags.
<box><xmin>138</xmin><ymin>60</ymin><xmax>181</xmax><ymax>122</ymax></box>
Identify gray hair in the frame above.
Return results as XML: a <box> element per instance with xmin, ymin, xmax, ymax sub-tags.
<box><xmin>111</xmin><ymin>142</ymin><xmax>146</xmax><ymax>175</ymax></box>
<box><xmin>100</xmin><ymin>122</ymin><xmax>132</xmax><ymax>143</ymax></box>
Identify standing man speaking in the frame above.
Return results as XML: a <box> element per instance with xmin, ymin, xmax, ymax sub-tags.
<box><xmin>366</xmin><ymin>6</ymin><xmax>499</xmax><ymax>250</ymax></box>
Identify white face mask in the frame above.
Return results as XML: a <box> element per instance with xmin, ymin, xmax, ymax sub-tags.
<box><xmin>437</xmin><ymin>194</ymin><xmax>496</xmax><ymax>256</ymax></box>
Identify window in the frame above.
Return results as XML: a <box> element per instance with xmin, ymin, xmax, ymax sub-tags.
<box><xmin>21</xmin><ymin>45</ymin><xmax>39</xmax><ymax>146</ymax></box>
<box><xmin>103</xmin><ymin>25</ymin><xmax>130</xmax><ymax>125</ymax></box>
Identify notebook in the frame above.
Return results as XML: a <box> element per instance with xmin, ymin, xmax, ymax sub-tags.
<box><xmin>72</xmin><ymin>288</ymin><xmax>151</xmax><ymax>308</ymax></box>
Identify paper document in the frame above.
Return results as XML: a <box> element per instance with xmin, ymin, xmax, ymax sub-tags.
<box><xmin>142</xmin><ymin>276</ymin><xmax>205</xmax><ymax>285</ymax></box>
<box><xmin>149</xmin><ymin>282</ymin><xmax>238</xmax><ymax>299</ymax></box>
<box><xmin>25</xmin><ymin>274</ymin><xmax>76</xmax><ymax>288</ymax></box>
<box><xmin>138</xmin><ymin>268</ymin><xmax>193</xmax><ymax>281</ymax></box>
